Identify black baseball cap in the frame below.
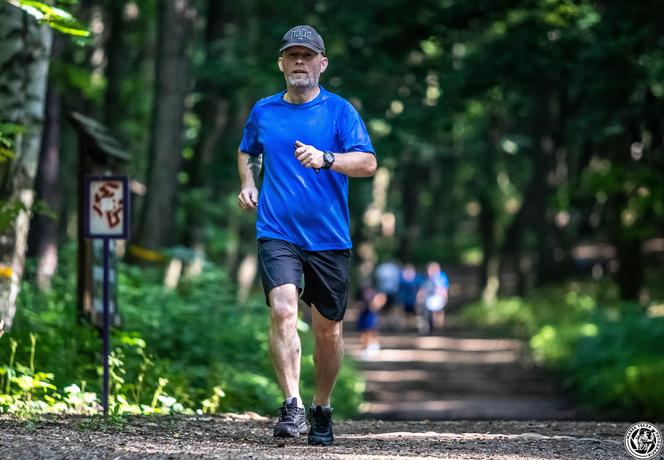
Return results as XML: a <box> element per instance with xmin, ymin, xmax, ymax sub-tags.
<box><xmin>279</xmin><ymin>25</ymin><xmax>325</xmax><ymax>55</ymax></box>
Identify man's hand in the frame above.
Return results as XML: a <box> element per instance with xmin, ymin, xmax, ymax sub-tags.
<box><xmin>238</xmin><ymin>186</ymin><xmax>259</xmax><ymax>211</ymax></box>
<box><xmin>294</xmin><ymin>140</ymin><xmax>324</xmax><ymax>170</ymax></box>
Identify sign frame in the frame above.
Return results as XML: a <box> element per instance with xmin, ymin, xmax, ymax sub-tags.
<box><xmin>83</xmin><ymin>175</ymin><xmax>130</xmax><ymax>240</ymax></box>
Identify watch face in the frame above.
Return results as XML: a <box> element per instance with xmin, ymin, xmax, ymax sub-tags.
<box><xmin>324</xmin><ymin>152</ymin><xmax>335</xmax><ymax>168</ymax></box>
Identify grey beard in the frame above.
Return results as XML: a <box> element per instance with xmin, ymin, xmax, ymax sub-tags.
<box><xmin>286</xmin><ymin>74</ymin><xmax>318</xmax><ymax>90</ymax></box>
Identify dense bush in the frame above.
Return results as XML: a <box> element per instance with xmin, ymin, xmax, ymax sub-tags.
<box><xmin>462</xmin><ymin>281</ymin><xmax>664</xmax><ymax>419</ymax></box>
<box><xmin>0</xmin><ymin>248</ymin><xmax>363</xmax><ymax>418</ymax></box>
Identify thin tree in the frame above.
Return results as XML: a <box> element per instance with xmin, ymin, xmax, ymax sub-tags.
<box><xmin>133</xmin><ymin>0</ymin><xmax>194</xmax><ymax>253</ymax></box>
<box><xmin>0</xmin><ymin>3</ymin><xmax>53</xmax><ymax>329</ymax></box>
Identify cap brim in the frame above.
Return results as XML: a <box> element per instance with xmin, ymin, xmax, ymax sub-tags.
<box><xmin>279</xmin><ymin>42</ymin><xmax>324</xmax><ymax>54</ymax></box>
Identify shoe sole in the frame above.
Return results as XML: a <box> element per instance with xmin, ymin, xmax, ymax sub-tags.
<box><xmin>274</xmin><ymin>431</ymin><xmax>300</xmax><ymax>438</ymax></box>
<box><xmin>273</xmin><ymin>424</ymin><xmax>309</xmax><ymax>438</ymax></box>
<box><xmin>308</xmin><ymin>434</ymin><xmax>334</xmax><ymax>446</ymax></box>
<box><xmin>308</xmin><ymin>438</ymin><xmax>334</xmax><ymax>446</ymax></box>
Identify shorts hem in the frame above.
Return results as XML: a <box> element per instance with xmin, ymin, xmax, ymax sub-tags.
<box><xmin>263</xmin><ymin>282</ymin><xmax>302</xmax><ymax>306</ymax></box>
<box><xmin>257</xmin><ymin>233</ymin><xmax>352</xmax><ymax>252</ymax></box>
<box><xmin>301</xmin><ymin>296</ymin><xmax>346</xmax><ymax>322</ymax></box>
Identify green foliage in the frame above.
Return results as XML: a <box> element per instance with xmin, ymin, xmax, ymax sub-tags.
<box><xmin>0</xmin><ymin>123</ymin><xmax>55</xmax><ymax>233</ymax></box>
<box><xmin>566</xmin><ymin>312</ymin><xmax>664</xmax><ymax>416</ymax></box>
<box><xmin>0</xmin><ymin>199</ymin><xmax>55</xmax><ymax>234</ymax></box>
<box><xmin>0</xmin><ymin>248</ymin><xmax>363</xmax><ymax>418</ymax></box>
<box><xmin>0</xmin><ymin>200</ymin><xmax>28</xmax><ymax>234</ymax></box>
<box><xmin>6</xmin><ymin>0</ymin><xmax>89</xmax><ymax>37</ymax></box>
<box><xmin>462</xmin><ymin>280</ymin><xmax>664</xmax><ymax>418</ymax></box>
<box><xmin>0</xmin><ymin>124</ymin><xmax>19</xmax><ymax>162</ymax></box>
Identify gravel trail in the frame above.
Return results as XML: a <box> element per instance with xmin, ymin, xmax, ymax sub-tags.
<box><xmin>1</xmin><ymin>415</ymin><xmax>636</xmax><ymax>459</ymax></box>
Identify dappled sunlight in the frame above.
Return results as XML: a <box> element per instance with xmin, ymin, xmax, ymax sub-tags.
<box><xmin>346</xmin><ymin>320</ymin><xmax>575</xmax><ymax>420</ymax></box>
<box><xmin>341</xmin><ymin>430</ymin><xmax>620</xmax><ymax>445</ymax></box>
<box><xmin>361</xmin><ymin>369</ymin><xmax>432</xmax><ymax>382</ymax></box>
<box><xmin>345</xmin><ymin>334</ymin><xmax>527</xmax><ymax>365</ymax></box>
<box><xmin>374</xmin><ymin>335</ymin><xmax>525</xmax><ymax>352</ymax></box>
<box><xmin>361</xmin><ymin>396</ymin><xmax>576</xmax><ymax>420</ymax></box>
<box><xmin>366</xmin><ymin>348</ymin><xmax>520</xmax><ymax>364</ymax></box>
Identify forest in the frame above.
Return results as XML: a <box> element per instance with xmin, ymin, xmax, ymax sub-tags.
<box><xmin>0</xmin><ymin>0</ymin><xmax>662</xmax><ymax>419</ymax></box>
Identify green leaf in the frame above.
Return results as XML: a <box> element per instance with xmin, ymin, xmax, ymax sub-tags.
<box><xmin>6</xmin><ymin>0</ymin><xmax>90</xmax><ymax>37</ymax></box>
<box><xmin>0</xmin><ymin>123</ymin><xmax>24</xmax><ymax>136</ymax></box>
<box><xmin>0</xmin><ymin>147</ymin><xmax>14</xmax><ymax>162</ymax></box>
<box><xmin>47</xmin><ymin>22</ymin><xmax>90</xmax><ymax>37</ymax></box>
<box><xmin>32</xmin><ymin>200</ymin><xmax>57</xmax><ymax>220</ymax></box>
<box><xmin>0</xmin><ymin>199</ymin><xmax>29</xmax><ymax>233</ymax></box>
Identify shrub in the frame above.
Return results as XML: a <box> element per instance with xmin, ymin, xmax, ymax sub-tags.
<box><xmin>0</xmin><ymin>249</ymin><xmax>363</xmax><ymax>418</ymax></box>
<box><xmin>461</xmin><ymin>281</ymin><xmax>664</xmax><ymax>419</ymax></box>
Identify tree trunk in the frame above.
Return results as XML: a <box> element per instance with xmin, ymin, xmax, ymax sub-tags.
<box><xmin>397</xmin><ymin>157</ymin><xmax>421</xmax><ymax>262</ymax></box>
<box><xmin>190</xmin><ymin>0</ymin><xmax>229</xmax><ymax>190</ymax></box>
<box><xmin>182</xmin><ymin>0</ymin><xmax>229</xmax><ymax>246</ymax></box>
<box><xmin>605</xmin><ymin>137</ymin><xmax>645</xmax><ymax>302</ymax></box>
<box><xmin>500</xmin><ymin>205</ymin><xmax>528</xmax><ymax>296</ymax></box>
<box><xmin>26</xmin><ymin>35</ymin><xmax>64</xmax><ymax>290</ymax></box>
<box><xmin>479</xmin><ymin>112</ymin><xmax>503</xmax><ymax>301</ymax></box>
<box><xmin>103</xmin><ymin>0</ymin><xmax>126</xmax><ymax>135</ymax></box>
<box><xmin>479</xmin><ymin>192</ymin><xmax>498</xmax><ymax>301</ymax></box>
<box><xmin>605</xmin><ymin>187</ymin><xmax>644</xmax><ymax>302</ymax></box>
<box><xmin>502</xmin><ymin>84</ymin><xmax>560</xmax><ymax>292</ymax></box>
<box><xmin>0</xmin><ymin>4</ymin><xmax>52</xmax><ymax>329</ymax></box>
<box><xmin>615</xmin><ymin>237</ymin><xmax>643</xmax><ymax>301</ymax></box>
<box><xmin>133</xmin><ymin>0</ymin><xmax>193</xmax><ymax>251</ymax></box>
<box><xmin>532</xmin><ymin>85</ymin><xmax>558</xmax><ymax>285</ymax></box>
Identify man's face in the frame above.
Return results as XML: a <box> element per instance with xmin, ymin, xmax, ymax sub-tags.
<box><xmin>278</xmin><ymin>46</ymin><xmax>328</xmax><ymax>90</ymax></box>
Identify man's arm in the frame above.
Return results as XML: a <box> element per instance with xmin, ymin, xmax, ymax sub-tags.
<box><xmin>329</xmin><ymin>151</ymin><xmax>377</xmax><ymax>178</ymax></box>
<box><xmin>237</xmin><ymin>150</ymin><xmax>262</xmax><ymax>210</ymax></box>
<box><xmin>294</xmin><ymin>141</ymin><xmax>377</xmax><ymax>177</ymax></box>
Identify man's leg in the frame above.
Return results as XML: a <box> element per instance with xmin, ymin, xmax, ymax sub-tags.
<box><xmin>300</xmin><ymin>248</ymin><xmax>348</xmax><ymax>445</ymax></box>
<box><xmin>268</xmin><ymin>284</ymin><xmax>302</xmax><ymax>402</ymax></box>
<box><xmin>311</xmin><ymin>305</ymin><xmax>343</xmax><ymax>406</ymax></box>
<box><xmin>269</xmin><ymin>283</ymin><xmax>308</xmax><ymax>437</ymax></box>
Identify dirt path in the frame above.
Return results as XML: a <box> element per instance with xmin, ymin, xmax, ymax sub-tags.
<box><xmin>2</xmin><ymin>272</ymin><xmax>640</xmax><ymax>459</ymax></box>
<box><xmin>1</xmin><ymin>415</ymin><xmax>633</xmax><ymax>459</ymax></box>
<box><xmin>0</xmin><ymin>307</ymin><xmax>640</xmax><ymax>459</ymax></box>
<box><xmin>343</xmin><ymin>263</ymin><xmax>581</xmax><ymax>421</ymax></box>
<box><xmin>344</xmin><ymin>319</ymin><xmax>578</xmax><ymax>421</ymax></box>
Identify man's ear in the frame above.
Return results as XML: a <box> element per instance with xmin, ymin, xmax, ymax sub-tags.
<box><xmin>278</xmin><ymin>56</ymin><xmax>284</xmax><ymax>72</ymax></box>
<box><xmin>320</xmin><ymin>56</ymin><xmax>329</xmax><ymax>73</ymax></box>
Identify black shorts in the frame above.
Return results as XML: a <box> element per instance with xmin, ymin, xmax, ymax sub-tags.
<box><xmin>257</xmin><ymin>238</ymin><xmax>351</xmax><ymax>322</ymax></box>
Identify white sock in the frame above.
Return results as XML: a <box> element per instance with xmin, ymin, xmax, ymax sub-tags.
<box><xmin>311</xmin><ymin>402</ymin><xmax>331</xmax><ymax>410</ymax></box>
<box><xmin>287</xmin><ymin>396</ymin><xmax>304</xmax><ymax>408</ymax></box>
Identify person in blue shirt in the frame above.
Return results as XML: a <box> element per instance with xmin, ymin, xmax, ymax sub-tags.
<box><xmin>373</xmin><ymin>260</ymin><xmax>401</xmax><ymax>330</ymax></box>
<box><xmin>417</xmin><ymin>262</ymin><xmax>450</xmax><ymax>335</ymax></box>
<box><xmin>354</xmin><ymin>283</ymin><xmax>383</xmax><ymax>359</ymax></box>
<box><xmin>397</xmin><ymin>263</ymin><xmax>423</xmax><ymax>330</ymax></box>
<box><xmin>236</xmin><ymin>25</ymin><xmax>376</xmax><ymax>446</ymax></box>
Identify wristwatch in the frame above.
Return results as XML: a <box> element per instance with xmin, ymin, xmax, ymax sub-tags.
<box><xmin>322</xmin><ymin>151</ymin><xmax>335</xmax><ymax>169</ymax></box>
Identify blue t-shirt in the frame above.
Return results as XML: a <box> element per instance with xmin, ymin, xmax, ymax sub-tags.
<box><xmin>398</xmin><ymin>273</ymin><xmax>423</xmax><ymax>305</ymax></box>
<box><xmin>423</xmin><ymin>272</ymin><xmax>450</xmax><ymax>297</ymax></box>
<box><xmin>239</xmin><ymin>86</ymin><xmax>375</xmax><ymax>250</ymax></box>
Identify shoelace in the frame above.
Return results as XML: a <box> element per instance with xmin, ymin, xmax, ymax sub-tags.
<box><xmin>276</xmin><ymin>403</ymin><xmax>300</xmax><ymax>423</ymax></box>
<box><xmin>311</xmin><ymin>407</ymin><xmax>333</xmax><ymax>429</ymax></box>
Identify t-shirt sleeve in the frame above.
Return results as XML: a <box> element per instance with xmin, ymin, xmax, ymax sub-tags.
<box><xmin>339</xmin><ymin>102</ymin><xmax>375</xmax><ymax>154</ymax></box>
<box><xmin>441</xmin><ymin>273</ymin><xmax>450</xmax><ymax>289</ymax></box>
<box><xmin>239</xmin><ymin>106</ymin><xmax>262</xmax><ymax>156</ymax></box>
